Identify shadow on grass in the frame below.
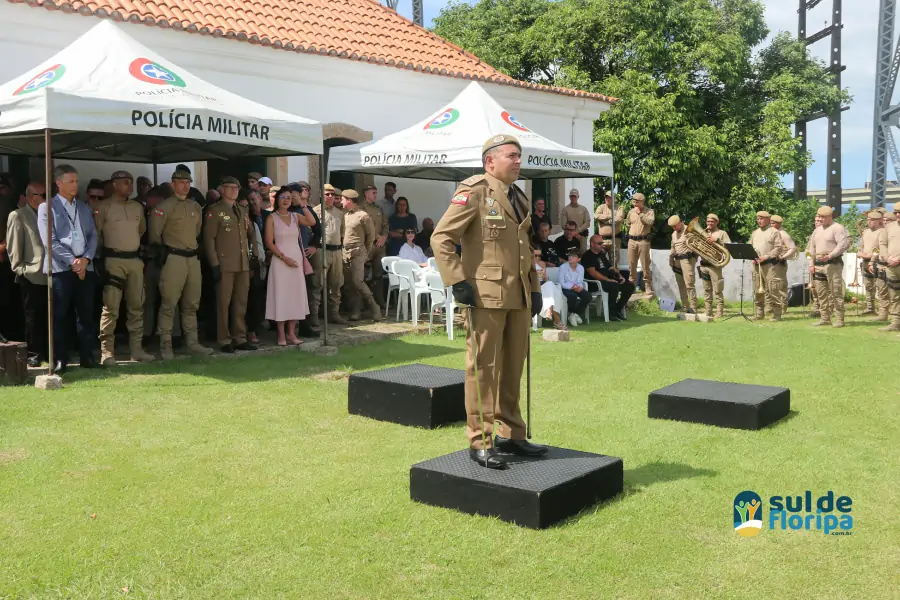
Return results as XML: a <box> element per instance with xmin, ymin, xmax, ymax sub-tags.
<box><xmin>624</xmin><ymin>461</ymin><xmax>717</xmax><ymax>491</ymax></box>
<box><xmin>765</xmin><ymin>410</ymin><xmax>800</xmax><ymax>429</ymax></box>
<box><xmin>59</xmin><ymin>336</ymin><xmax>460</xmax><ymax>387</ymax></box>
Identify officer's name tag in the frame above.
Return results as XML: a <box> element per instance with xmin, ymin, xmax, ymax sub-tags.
<box><xmin>485</xmin><ymin>215</ymin><xmax>504</xmax><ymax>220</ymax></box>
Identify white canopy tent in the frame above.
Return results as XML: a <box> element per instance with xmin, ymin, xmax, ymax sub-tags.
<box><xmin>0</xmin><ymin>19</ymin><xmax>323</xmax><ymax>161</ymax></box>
<box><xmin>328</xmin><ymin>81</ymin><xmax>613</xmax><ymax>180</ymax></box>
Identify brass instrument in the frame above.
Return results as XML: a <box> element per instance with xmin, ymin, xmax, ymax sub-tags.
<box><xmin>755</xmin><ymin>260</ymin><xmax>765</xmax><ymax>294</ymax></box>
<box><xmin>684</xmin><ymin>217</ymin><xmax>731</xmax><ymax>268</ymax></box>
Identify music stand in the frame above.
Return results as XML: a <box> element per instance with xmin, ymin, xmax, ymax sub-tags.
<box><xmin>722</xmin><ymin>243</ymin><xmax>758</xmax><ymax>323</ymax></box>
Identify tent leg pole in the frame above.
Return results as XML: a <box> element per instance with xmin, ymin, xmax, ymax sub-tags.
<box><xmin>319</xmin><ymin>157</ymin><xmax>328</xmax><ymax>347</ymax></box>
<box><xmin>153</xmin><ymin>163</ymin><xmax>158</xmax><ymax>186</ymax></box>
<box><xmin>44</xmin><ymin>128</ymin><xmax>55</xmax><ymax>376</ymax></box>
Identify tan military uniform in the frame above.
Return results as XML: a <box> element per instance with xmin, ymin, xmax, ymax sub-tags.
<box><xmin>432</xmin><ymin>173</ymin><xmax>540</xmax><ymax>450</ymax></box>
<box><xmin>750</xmin><ymin>226</ymin><xmax>784</xmax><ymax>319</ymax></box>
<box><xmin>149</xmin><ymin>195</ymin><xmax>207</xmax><ymax>357</ymax></box>
<box><xmin>860</xmin><ymin>227</ymin><xmax>889</xmax><ymax>318</ymax></box>
<box><xmin>362</xmin><ymin>201</ymin><xmax>388</xmax><ymax>306</ymax></box>
<box><xmin>342</xmin><ymin>206</ymin><xmax>376</xmax><ymax>319</ymax></box>
<box><xmin>203</xmin><ymin>200</ymin><xmax>260</xmax><ymax>346</ymax></box>
<box><xmin>877</xmin><ymin>222</ymin><xmax>900</xmax><ymax>330</ymax></box>
<box><xmin>768</xmin><ymin>228</ymin><xmax>797</xmax><ymax>316</ymax></box>
<box><xmin>700</xmin><ymin>228</ymin><xmax>731</xmax><ymax>317</ymax></box>
<box><xmin>313</xmin><ymin>203</ymin><xmax>345</xmax><ymax>319</ymax></box>
<box><xmin>594</xmin><ymin>203</ymin><xmax>624</xmax><ymax>263</ymax></box>
<box><xmin>670</xmin><ymin>228</ymin><xmax>697</xmax><ymax>312</ymax></box>
<box><xmin>808</xmin><ymin>222</ymin><xmax>850</xmax><ymax>324</ymax></box>
<box><xmin>561</xmin><ymin>203</ymin><xmax>591</xmax><ymax>253</ymax></box>
<box><xmin>626</xmin><ymin>206</ymin><xmax>655</xmax><ymax>293</ymax></box>
<box><xmin>94</xmin><ymin>196</ymin><xmax>151</xmax><ymax>362</ymax></box>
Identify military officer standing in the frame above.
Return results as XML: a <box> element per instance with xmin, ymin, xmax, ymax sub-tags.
<box><xmin>668</xmin><ymin>215</ymin><xmax>698</xmax><ymax>314</ymax></box>
<box><xmin>362</xmin><ymin>184</ymin><xmax>388</xmax><ymax>307</ymax></box>
<box><xmin>594</xmin><ymin>191</ymin><xmax>624</xmax><ymax>263</ymax></box>
<box><xmin>561</xmin><ymin>189</ymin><xmax>591</xmax><ymax>253</ymax></box>
<box><xmin>699</xmin><ymin>213</ymin><xmax>731</xmax><ymax>318</ymax></box>
<box><xmin>860</xmin><ymin>209</ymin><xmax>889</xmax><ymax>320</ymax></box>
<box><xmin>313</xmin><ymin>184</ymin><xmax>346</xmax><ymax>324</ymax></box>
<box><xmin>626</xmin><ymin>193</ymin><xmax>655</xmax><ymax>295</ymax></box>
<box><xmin>876</xmin><ymin>202</ymin><xmax>900</xmax><ymax>332</ymax></box>
<box><xmin>94</xmin><ymin>170</ymin><xmax>154</xmax><ymax>365</ymax></box>
<box><xmin>806</xmin><ymin>214</ymin><xmax>824</xmax><ymax>318</ymax></box>
<box><xmin>432</xmin><ymin>134</ymin><xmax>545</xmax><ymax>470</ymax></box>
<box><xmin>749</xmin><ymin>211</ymin><xmax>784</xmax><ymax>321</ymax></box>
<box><xmin>769</xmin><ymin>215</ymin><xmax>797</xmax><ymax>319</ymax></box>
<box><xmin>341</xmin><ymin>190</ymin><xmax>382</xmax><ymax>321</ymax></box>
<box><xmin>808</xmin><ymin>206</ymin><xmax>850</xmax><ymax>327</ymax></box>
<box><xmin>149</xmin><ymin>170</ymin><xmax>213</xmax><ymax>359</ymax></box>
<box><xmin>203</xmin><ymin>176</ymin><xmax>261</xmax><ymax>352</ymax></box>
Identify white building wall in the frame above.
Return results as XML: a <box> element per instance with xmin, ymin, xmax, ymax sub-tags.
<box><xmin>0</xmin><ymin>3</ymin><xmax>606</xmax><ymax>226</ymax></box>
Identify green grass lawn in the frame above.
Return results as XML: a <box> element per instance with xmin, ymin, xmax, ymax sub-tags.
<box><xmin>1</xmin><ymin>310</ymin><xmax>898</xmax><ymax>599</ymax></box>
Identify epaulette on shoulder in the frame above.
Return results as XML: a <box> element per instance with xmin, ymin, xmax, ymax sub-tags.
<box><xmin>460</xmin><ymin>174</ymin><xmax>486</xmax><ymax>187</ymax></box>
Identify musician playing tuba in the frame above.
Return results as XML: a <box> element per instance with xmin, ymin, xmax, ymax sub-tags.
<box><xmin>750</xmin><ymin>211</ymin><xmax>785</xmax><ymax>321</ymax></box>
<box><xmin>769</xmin><ymin>215</ymin><xmax>797</xmax><ymax>318</ymax></box>
<box><xmin>696</xmin><ymin>214</ymin><xmax>732</xmax><ymax>318</ymax></box>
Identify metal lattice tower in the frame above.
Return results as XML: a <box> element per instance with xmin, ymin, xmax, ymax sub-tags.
<box><xmin>871</xmin><ymin>0</ymin><xmax>899</xmax><ymax>208</ymax></box>
<box><xmin>794</xmin><ymin>0</ymin><xmax>847</xmax><ymax>215</ymax></box>
<box><xmin>384</xmin><ymin>0</ymin><xmax>424</xmax><ymax>27</ymax></box>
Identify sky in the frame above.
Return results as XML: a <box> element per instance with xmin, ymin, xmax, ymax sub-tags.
<box><xmin>395</xmin><ymin>0</ymin><xmax>892</xmax><ymax>192</ymax></box>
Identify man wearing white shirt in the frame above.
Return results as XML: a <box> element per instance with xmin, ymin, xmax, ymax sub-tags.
<box><xmin>558</xmin><ymin>249</ymin><xmax>592</xmax><ymax>327</ymax></box>
<box><xmin>377</xmin><ymin>181</ymin><xmax>397</xmax><ymax>217</ymax></box>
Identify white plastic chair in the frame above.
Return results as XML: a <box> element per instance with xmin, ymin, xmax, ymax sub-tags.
<box><xmin>381</xmin><ymin>256</ymin><xmax>401</xmax><ymax>313</ymax></box>
<box><xmin>584</xmin><ymin>279</ymin><xmax>610</xmax><ymax>323</ymax></box>
<box><xmin>427</xmin><ymin>257</ymin><xmax>438</xmax><ymax>272</ymax></box>
<box><xmin>391</xmin><ymin>259</ymin><xmax>429</xmax><ymax>325</ymax></box>
<box><xmin>425</xmin><ymin>272</ymin><xmax>456</xmax><ymax>339</ymax></box>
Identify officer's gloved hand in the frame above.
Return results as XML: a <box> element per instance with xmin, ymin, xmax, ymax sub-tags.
<box><xmin>451</xmin><ymin>280</ymin><xmax>475</xmax><ymax>307</ymax></box>
<box><xmin>212</xmin><ymin>265</ymin><xmax>221</xmax><ymax>283</ymax></box>
<box><xmin>531</xmin><ymin>292</ymin><xmax>542</xmax><ymax>317</ymax></box>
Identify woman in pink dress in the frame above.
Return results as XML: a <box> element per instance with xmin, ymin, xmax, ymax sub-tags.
<box><xmin>265</xmin><ymin>188</ymin><xmax>314</xmax><ymax>345</ymax></box>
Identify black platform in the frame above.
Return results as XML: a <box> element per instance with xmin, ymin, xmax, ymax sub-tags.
<box><xmin>648</xmin><ymin>378</ymin><xmax>790</xmax><ymax>430</ymax></box>
<box><xmin>347</xmin><ymin>363</ymin><xmax>466</xmax><ymax>428</ymax></box>
<box><xmin>410</xmin><ymin>447</ymin><xmax>624</xmax><ymax>529</ymax></box>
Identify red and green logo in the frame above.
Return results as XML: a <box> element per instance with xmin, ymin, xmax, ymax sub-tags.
<box><xmin>129</xmin><ymin>58</ymin><xmax>186</xmax><ymax>87</ymax></box>
<box><xmin>13</xmin><ymin>64</ymin><xmax>66</xmax><ymax>96</ymax></box>
<box><xmin>424</xmin><ymin>108</ymin><xmax>459</xmax><ymax>130</ymax></box>
<box><xmin>501</xmin><ymin>111</ymin><xmax>529</xmax><ymax>132</ymax></box>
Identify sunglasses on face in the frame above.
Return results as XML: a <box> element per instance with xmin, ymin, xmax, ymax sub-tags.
<box><xmin>88</xmin><ymin>193</ymin><xmax>104</xmax><ymax>200</ymax></box>
<box><xmin>31</xmin><ymin>192</ymin><xmax>47</xmax><ymax>198</ymax></box>
<box><xmin>324</xmin><ymin>192</ymin><xmax>335</xmax><ymax>196</ymax></box>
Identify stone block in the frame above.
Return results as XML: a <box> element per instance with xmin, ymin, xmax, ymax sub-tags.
<box><xmin>34</xmin><ymin>375</ymin><xmax>63</xmax><ymax>390</ymax></box>
<box><xmin>542</xmin><ymin>329</ymin><xmax>571</xmax><ymax>342</ymax></box>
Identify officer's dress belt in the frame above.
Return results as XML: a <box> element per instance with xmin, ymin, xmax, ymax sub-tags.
<box><xmin>167</xmin><ymin>246</ymin><xmax>198</xmax><ymax>258</ymax></box>
<box><xmin>104</xmin><ymin>249</ymin><xmax>141</xmax><ymax>259</ymax></box>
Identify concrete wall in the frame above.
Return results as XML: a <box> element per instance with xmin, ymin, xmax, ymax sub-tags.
<box><xmin>0</xmin><ymin>2</ymin><xmax>608</xmax><ymax>225</ymax></box>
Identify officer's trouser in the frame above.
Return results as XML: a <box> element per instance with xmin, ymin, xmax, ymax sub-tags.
<box><xmin>307</xmin><ymin>248</ymin><xmax>323</xmax><ymax>317</ymax></box>
<box><xmin>323</xmin><ymin>249</ymin><xmax>344</xmax><ymax>314</ymax></box>
<box><xmin>883</xmin><ymin>265</ymin><xmax>900</xmax><ymax>325</ymax></box>
<box><xmin>344</xmin><ymin>247</ymin><xmax>374</xmax><ymax>314</ymax></box>
<box><xmin>465</xmin><ymin>306</ymin><xmax>530</xmax><ymax>450</ymax></box>
<box><xmin>628</xmin><ymin>239</ymin><xmax>652</xmax><ymax>292</ymax></box>
<box><xmin>813</xmin><ymin>261</ymin><xmax>844</xmax><ymax>320</ymax></box>
<box><xmin>100</xmin><ymin>257</ymin><xmax>145</xmax><ymax>347</ymax></box>
<box><xmin>700</xmin><ymin>263</ymin><xmax>725</xmax><ymax>316</ymax></box>
<box><xmin>766</xmin><ymin>262</ymin><xmax>787</xmax><ymax>316</ymax></box>
<box><xmin>157</xmin><ymin>255</ymin><xmax>200</xmax><ymax>340</ymax></box>
<box><xmin>217</xmin><ymin>271</ymin><xmax>250</xmax><ymax>346</ymax></box>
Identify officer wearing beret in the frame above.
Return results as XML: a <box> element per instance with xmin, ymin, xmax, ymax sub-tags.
<box><xmin>313</xmin><ymin>184</ymin><xmax>346</xmax><ymax>324</ymax></box>
<box><xmin>362</xmin><ymin>184</ymin><xmax>388</xmax><ymax>307</ymax></box>
<box><xmin>700</xmin><ymin>213</ymin><xmax>731</xmax><ymax>318</ymax></box>
<box><xmin>432</xmin><ymin>134</ymin><xmax>546</xmax><ymax>469</ymax></box>
<box><xmin>594</xmin><ymin>191</ymin><xmax>624</xmax><ymax>264</ymax></box>
<box><xmin>807</xmin><ymin>205</ymin><xmax>850</xmax><ymax>327</ymax></box>
<box><xmin>750</xmin><ymin>210</ymin><xmax>784</xmax><ymax>321</ymax></box>
<box><xmin>94</xmin><ymin>170</ymin><xmax>155</xmax><ymax>364</ymax></box>
<box><xmin>876</xmin><ymin>201</ymin><xmax>900</xmax><ymax>332</ymax></box>
<box><xmin>862</xmin><ymin>209</ymin><xmax>890</xmax><ymax>320</ymax></box>
<box><xmin>769</xmin><ymin>215</ymin><xmax>797</xmax><ymax>320</ymax></box>
<box><xmin>341</xmin><ymin>189</ymin><xmax>382</xmax><ymax>321</ymax></box>
<box><xmin>149</xmin><ymin>170</ymin><xmax>212</xmax><ymax>359</ymax></box>
<box><xmin>668</xmin><ymin>215</ymin><xmax>697</xmax><ymax>314</ymax></box>
<box><xmin>203</xmin><ymin>176</ymin><xmax>262</xmax><ymax>352</ymax></box>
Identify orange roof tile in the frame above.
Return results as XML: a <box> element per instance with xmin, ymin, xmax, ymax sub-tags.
<box><xmin>7</xmin><ymin>0</ymin><xmax>614</xmax><ymax>103</ymax></box>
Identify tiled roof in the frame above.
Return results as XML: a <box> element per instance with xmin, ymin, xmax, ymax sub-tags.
<box><xmin>8</xmin><ymin>0</ymin><xmax>614</xmax><ymax>103</ymax></box>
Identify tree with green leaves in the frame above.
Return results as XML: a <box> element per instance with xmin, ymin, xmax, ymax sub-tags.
<box><xmin>433</xmin><ymin>0</ymin><xmax>849</xmax><ymax>243</ymax></box>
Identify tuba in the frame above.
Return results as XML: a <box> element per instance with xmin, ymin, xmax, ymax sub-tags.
<box><xmin>684</xmin><ymin>217</ymin><xmax>731</xmax><ymax>268</ymax></box>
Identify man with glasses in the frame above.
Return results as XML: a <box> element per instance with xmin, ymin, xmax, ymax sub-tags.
<box><xmin>6</xmin><ymin>182</ymin><xmax>48</xmax><ymax>365</ymax></box>
<box><xmin>581</xmin><ymin>234</ymin><xmax>634</xmax><ymax>321</ymax></box>
<box><xmin>553</xmin><ymin>220</ymin><xmax>581</xmax><ymax>260</ymax></box>
<box><xmin>313</xmin><ymin>184</ymin><xmax>346</xmax><ymax>324</ymax></box>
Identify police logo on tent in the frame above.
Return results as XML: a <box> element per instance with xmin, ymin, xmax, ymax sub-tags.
<box><xmin>129</xmin><ymin>58</ymin><xmax>186</xmax><ymax>88</ymax></box>
<box><xmin>424</xmin><ymin>108</ymin><xmax>460</xmax><ymax>130</ymax></box>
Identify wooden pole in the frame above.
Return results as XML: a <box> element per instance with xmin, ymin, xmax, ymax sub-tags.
<box><xmin>44</xmin><ymin>129</ymin><xmax>55</xmax><ymax>375</ymax></box>
<box><xmin>319</xmin><ymin>156</ymin><xmax>328</xmax><ymax>346</ymax></box>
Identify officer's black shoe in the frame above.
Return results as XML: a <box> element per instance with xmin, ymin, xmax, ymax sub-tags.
<box><xmin>54</xmin><ymin>360</ymin><xmax>67</xmax><ymax>375</ymax></box>
<box><xmin>494</xmin><ymin>435</ymin><xmax>549</xmax><ymax>456</ymax></box>
<box><xmin>469</xmin><ymin>448</ymin><xmax>507</xmax><ymax>470</ymax></box>
<box><xmin>220</xmin><ymin>344</ymin><xmax>235</xmax><ymax>353</ymax></box>
<box><xmin>234</xmin><ymin>342</ymin><xmax>257</xmax><ymax>351</ymax></box>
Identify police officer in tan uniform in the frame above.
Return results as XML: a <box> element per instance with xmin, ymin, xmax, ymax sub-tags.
<box><xmin>149</xmin><ymin>170</ymin><xmax>212</xmax><ymax>360</ymax></box>
<box><xmin>876</xmin><ymin>202</ymin><xmax>900</xmax><ymax>332</ymax></box>
<box><xmin>432</xmin><ymin>134</ymin><xmax>545</xmax><ymax>469</ymax></box>
<box><xmin>860</xmin><ymin>209</ymin><xmax>888</xmax><ymax>319</ymax></box>
<box><xmin>807</xmin><ymin>206</ymin><xmax>850</xmax><ymax>327</ymax></box>
<box><xmin>313</xmin><ymin>184</ymin><xmax>346</xmax><ymax>324</ymax></box>
<box><xmin>626</xmin><ymin>192</ymin><xmax>655</xmax><ymax>295</ymax></box>
<box><xmin>769</xmin><ymin>215</ymin><xmax>797</xmax><ymax>318</ymax></box>
<box><xmin>362</xmin><ymin>184</ymin><xmax>388</xmax><ymax>307</ymax></box>
<box><xmin>699</xmin><ymin>213</ymin><xmax>731</xmax><ymax>318</ymax></box>
<box><xmin>94</xmin><ymin>170</ymin><xmax>155</xmax><ymax>365</ymax></box>
<box><xmin>561</xmin><ymin>188</ymin><xmax>591</xmax><ymax>253</ymax></box>
<box><xmin>203</xmin><ymin>176</ymin><xmax>261</xmax><ymax>352</ymax></box>
<box><xmin>749</xmin><ymin>211</ymin><xmax>784</xmax><ymax>321</ymax></box>
<box><xmin>668</xmin><ymin>215</ymin><xmax>698</xmax><ymax>314</ymax></box>
<box><xmin>594</xmin><ymin>190</ymin><xmax>624</xmax><ymax>263</ymax></box>
<box><xmin>341</xmin><ymin>190</ymin><xmax>382</xmax><ymax>321</ymax></box>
